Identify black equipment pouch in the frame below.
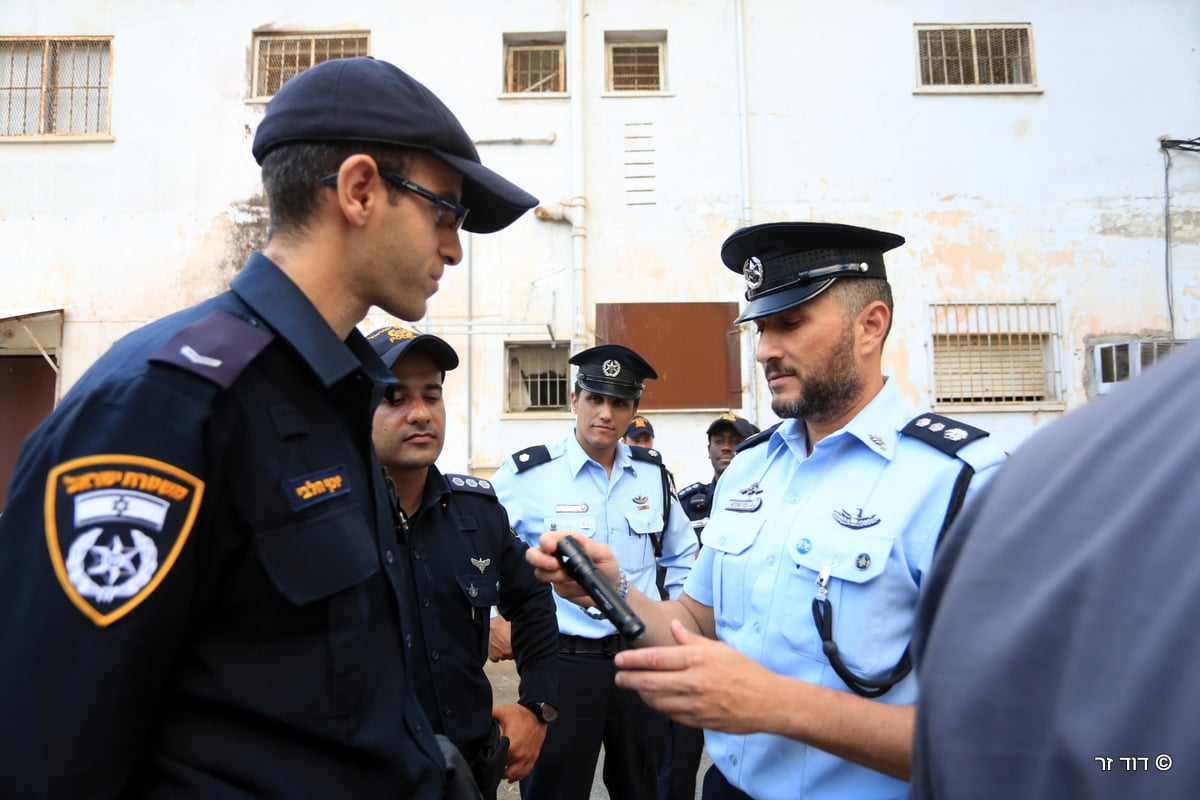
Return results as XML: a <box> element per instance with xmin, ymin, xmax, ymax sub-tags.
<box><xmin>469</xmin><ymin>720</ymin><xmax>510</xmax><ymax>800</ymax></box>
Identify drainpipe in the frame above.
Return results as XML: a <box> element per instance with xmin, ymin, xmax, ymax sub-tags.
<box><xmin>734</xmin><ymin>0</ymin><xmax>760</xmax><ymax>424</ymax></box>
<box><xmin>568</xmin><ymin>0</ymin><xmax>587</xmax><ymax>351</ymax></box>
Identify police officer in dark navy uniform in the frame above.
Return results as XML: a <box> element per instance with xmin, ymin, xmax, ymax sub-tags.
<box><xmin>0</xmin><ymin>57</ymin><xmax>536</xmax><ymax>798</ymax></box>
<box><xmin>491</xmin><ymin>345</ymin><xmax>699</xmax><ymax>800</ymax></box>
<box><xmin>660</xmin><ymin>412</ymin><xmax>758</xmax><ymax>800</ymax></box>
<box><xmin>367</xmin><ymin>327</ymin><xmax>559</xmax><ymax>799</ymax></box>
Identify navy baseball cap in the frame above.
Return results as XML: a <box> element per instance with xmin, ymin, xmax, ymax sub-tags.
<box><xmin>624</xmin><ymin>415</ymin><xmax>655</xmax><ymax>439</ymax></box>
<box><xmin>706</xmin><ymin>413</ymin><xmax>759</xmax><ymax>439</ymax></box>
<box><xmin>252</xmin><ymin>57</ymin><xmax>538</xmax><ymax>233</ymax></box>
<box><xmin>570</xmin><ymin>345</ymin><xmax>657</xmax><ymax>401</ymax></box>
<box><xmin>722</xmin><ymin>222</ymin><xmax>905</xmax><ymax>324</ymax></box>
<box><xmin>366</xmin><ymin>326</ymin><xmax>459</xmax><ymax>372</ymax></box>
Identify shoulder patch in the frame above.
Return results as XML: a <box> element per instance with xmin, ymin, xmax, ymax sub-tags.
<box><xmin>446</xmin><ymin>473</ymin><xmax>499</xmax><ymax>500</ymax></box>
<box><xmin>677</xmin><ymin>482</ymin><xmax>705</xmax><ymax>498</ymax></box>
<box><xmin>44</xmin><ymin>454</ymin><xmax>205</xmax><ymax>627</ymax></box>
<box><xmin>512</xmin><ymin>445</ymin><xmax>552</xmax><ymax>473</ymax></box>
<box><xmin>148</xmin><ymin>311</ymin><xmax>274</xmax><ymax>390</ymax></box>
<box><xmin>735</xmin><ymin>422</ymin><xmax>782</xmax><ymax>453</ymax></box>
<box><xmin>628</xmin><ymin>445</ymin><xmax>664</xmax><ymax>466</ymax></box>
<box><xmin>901</xmin><ymin>413</ymin><xmax>989</xmax><ymax>457</ymax></box>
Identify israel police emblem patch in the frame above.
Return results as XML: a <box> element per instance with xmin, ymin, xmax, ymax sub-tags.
<box><xmin>45</xmin><ymin>454</ymin><xmax>205</xmax><ymax>627</ymax></box>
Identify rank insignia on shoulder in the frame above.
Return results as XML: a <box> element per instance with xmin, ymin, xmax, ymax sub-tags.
<box><xmin>45</xmin><ymin>454</ymin><xmax>205</xmax><ymax>627</ymax></box>
<box><xmin>447</xmin><ymin>474</ymin><xmax>498</xmax><ymax>499</ymax></box>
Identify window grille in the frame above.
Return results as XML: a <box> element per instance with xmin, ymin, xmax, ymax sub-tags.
<box><xmin>507</xmin><ymin>343</ymin><xmax>570</xmax><ymax>412</ymax></box>
<box><xmin>606</xmin><ymin>38</ymin><xmax>664</xmax><ymax>91</ymax></box>
<box><xmin>1093</xmin><ymin>339</ymin><xmax>1190</xmax><ymax>395</ymax></box>
<box><xmin>505</xmin><ymin>44</ymin><xmax>565</xmax><ymax>93</ymax></box>
<box><xmin>930</xmin><ymin>302</ymin><xmax>1062</xmax><ymax>406</ymax></box>
<box><xmin>916</xmin><ymin>24</ymin><xmax>1035</xmax><ymax>89</ymax></box>
<box><xmin>0</xmin><ymin>37</ymin><xmax>111</xmax><ymax>137</ymax></box>
<box><xmin>252</xmin><ymin>32</ymin><xmax>369</xmax><ymax>99</ymax></box>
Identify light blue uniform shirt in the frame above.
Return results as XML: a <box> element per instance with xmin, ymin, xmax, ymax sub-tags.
<box><xmin>493</xmin><ymin>431</ymin><xmax>698</xmax><ymax>638</ymax></box>
<box><xmin>684</xmin><ymin>379</ymin><xmax>1006</xmax><ymax>800</ymax></box>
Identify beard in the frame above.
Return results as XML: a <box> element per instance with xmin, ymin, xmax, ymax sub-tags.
<box><xmin>769</xmin><ymin>326</ymin><xmax>863</xmax><ymax>424</ymax></box>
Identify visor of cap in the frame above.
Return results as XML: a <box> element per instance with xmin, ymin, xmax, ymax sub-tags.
<box><xmin>251</xmin><ymin>57</ymin><xmax>537</xmax><ymax>233</ymax></box>
<box><xmin>370</xmin><ymin>332</ymin><xmax>459</xmax><ymax>372</ymax></box>
<box><xmin>732</xmin><ymin>279</ymin><xmax>837</xmax><ymax>324</ymax></box>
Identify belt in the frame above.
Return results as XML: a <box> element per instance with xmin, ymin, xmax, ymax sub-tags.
<box><xmin>558</xmin><ymin>633</ymin><xmax>626</xmax><ymax>657</ymax></box>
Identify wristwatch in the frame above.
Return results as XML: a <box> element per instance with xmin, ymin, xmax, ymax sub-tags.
<box><xmin>521</xmin><ymin>701</ymin><xmax>559</xmax><ymax>724</ymax></box>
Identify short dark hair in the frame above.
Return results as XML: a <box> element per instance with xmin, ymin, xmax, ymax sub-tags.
<box><xmin>830</xmin><ymin>277</ymin><xmax>894</xmax><ymax>344</ymax></box>
<box><xmin>260</xmin><ymin>142</ymin><xmax>415</xmax><ymax>241</ymax></box>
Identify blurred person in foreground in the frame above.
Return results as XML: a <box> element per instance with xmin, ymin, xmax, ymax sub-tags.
<box><xmin>526</xmin><ymin>222</ymin><xmax>1007</xmax><ymax>799</ymax></box>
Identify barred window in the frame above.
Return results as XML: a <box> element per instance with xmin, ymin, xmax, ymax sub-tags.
<box><xmin>504</xmin><ymin>40</ymin><xmax>565</xmax><ymax>93</ymax></box>
<box><xmin>916</xmin><ymin>24</ymin><xmax>1035</xmax><ymax>90</ymax></box>
<box><xmin>930</xmin><ymin>302</ymin><xmax>1063</xmax><ymax>407</ymax></box>
<box><xmin>507</xmin><ymin>343</ymin><xmax>571</xmax><ymax>412</ymax></box>
<box><xmin>252</xmin><ymin>32</ymin><xmax>369</xmax><ymax>99</ymax></box>
<box><xmin>0</xmin><ymin>37</ymin><xmax>111</xmax><ymax>137</ymax></box>
<box><xmin>605</xmin><ymin>31</ymin><xmax>666</xmax><ymax>92</ymax></box>
<box><xmin>1093</xmin><ymin>339</ymin><xmax>1190</xmax><ymax>395</ymax></box>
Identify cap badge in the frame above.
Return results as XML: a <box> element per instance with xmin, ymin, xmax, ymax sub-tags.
<box><xmin>471</xmin><ymin>557</ymin><xmax>491</xmax><ymax>573</ymax></box>
<box><xmin>743</xmin><ymin>257</ymin><xmax>764</xmax><ymax>290</ymax></box>
<box><xmin>634</xmin><ymin>418</ymin><xmax>649</xmax><ymax>428</ymax></box>
<box><xmin>833</xmin><ymin>508</ymin><xmax>880</xmax><ymax>529</ymax></box>
<box><xmin>602</xmin><ymin>359</ymin><xmax>621</xmax><ymax>378</ymax></box>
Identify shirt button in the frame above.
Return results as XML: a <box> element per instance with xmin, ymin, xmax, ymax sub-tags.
<box><xmin>753</xmin><ymin>622</ymin><xmax>762</xmax><ymax>634</ymax></box>
<box><xmin>422</xmin><ymin>599</ymin><xmax>431</xmax><ymax>608</ymax></box>
<box><xmin>729</xmin><ymin>754</ymin><xmax>739</xmax><ymax>766</ymax></box>
<box><xmin>385</xmin><ymin>550</ymin><xmax>395</xmax><ymax>564</ymax></box>
<box><xmin>431</xmin><ymin>651</ymin><xmax>440</xmax><ymax>661</ymax></box>
<box><xmin>766</xmin><ymin>555</ymin><xmax>776</xmax><ymax>566</ymax></box>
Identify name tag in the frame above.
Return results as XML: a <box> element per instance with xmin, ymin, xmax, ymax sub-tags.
<box><xmin>725</xmin><ymin>497</ymin><xmax>762</xmax><ymax>513</ymax></box>
<box><xmin>555</xmin><ymin>503</ymin><xmax>589</xmax><ymax>513</ymax></box>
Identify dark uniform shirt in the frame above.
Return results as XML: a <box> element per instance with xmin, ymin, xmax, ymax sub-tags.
<box><xmin>676</xmin><ymin>478</ymin><xmax>716</xmax><ymax>542</ymax></box>
<box><xmin>0</xmin><ymin>253</ymin><xmax>445</xmax><ymax>798</ymax></box>
<box><xmin>401</xmin><ymin>466</ymin><xmax>558</xmax><ymax>760</ymax></box>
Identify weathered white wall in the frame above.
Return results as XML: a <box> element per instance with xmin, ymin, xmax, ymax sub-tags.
<box><xmin>2</xmin><ymin>0</ymin><xmax>1197</xmax><ymax>486</ymax></box>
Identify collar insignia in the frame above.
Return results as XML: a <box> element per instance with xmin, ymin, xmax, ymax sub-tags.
<box><xmin>833</xmin><ymin>508</ymin><xmax>880</xmax><ymax>529</ymax></box>
<box><xmin>471</xmin><ymin>557</ymin><xmax>491</xmax><ymax>573</ymax></box>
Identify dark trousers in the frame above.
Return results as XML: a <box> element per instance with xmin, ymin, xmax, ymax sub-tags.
<box><xmin>658</xmin><ymin>719</ymin><xmax>705</xmax><ymax>800</ymax></box>
<box><xmin>520</xmin><ymin>647</ymin><xmax>668</xmax><ymax>800</ymax></box>
<box><xmin>701</xmin><ymin>764</ymin><xmax>755</xmax><ymax>799</ymax></box>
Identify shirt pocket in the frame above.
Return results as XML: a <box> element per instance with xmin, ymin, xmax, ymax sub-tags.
<box><xmin>618</xmin><ymin>509</ymin><xmax>663</xmax><ymax>576</ymax></box>
<box><xmin>456</xmin><ymin>571</ymin><xmax>500</xmax><ymax>660</ymax></box>
<box><xmin>255</xmin><ymin>503</ymin><xmax>379</xmax><ymax>718</ymax></box>
<box><xmin>782</xmin><ymin>525</ymin><xmax>902</xmax><ymax>675</ymax></box>
<box><xmin>705</xmin><ymin>511</ymin><xmax>765</xmax><ymax>631</ymax></box>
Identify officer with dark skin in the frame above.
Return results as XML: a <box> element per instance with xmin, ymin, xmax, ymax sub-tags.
<box><xmin>367</xmin><ymin>326</ymin><xmax>559</xmax><ymax>798</ymax></box>
<box><xmin>661</xmin><ymin>413</ymin><xmax>759</xmax><ymax>800</ymax></box>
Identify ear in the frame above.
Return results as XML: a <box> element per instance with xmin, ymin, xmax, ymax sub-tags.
<box><xmin>858</xmin><ymin>300</ymin><xmax>890</xmax><ymax>352</ymax></box>
<box><xmin>569</xmin><ymin>392</ymin><xmax>578</xmax><ymax>413</ymax></box>
<box><xmin>328</xmin><ymin>154</ymin><xmax>382</xmax><ymax>228</ymax></box>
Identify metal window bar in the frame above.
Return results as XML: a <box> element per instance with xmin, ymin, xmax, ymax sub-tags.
<box><xmin>254</xmin><ymin>34</ymin><xmax>368</xmax><ymax>98</ymax></box>
<box><xmin>507</xmin><ymin>45</ymin><xmax>564</xmax><ymax>93</ymax></box>
<box><xmin>1</xmin><ymin>37</ymin><xmax>109</xmax><ymax>136</ymax></box>
<box><xmin>930</xmin><ymin>302</ymin><xmax>1062</xmax><ymax>405</ymax></box>
<box><xmin>507</xmin><ymin>344</ymin><xmax>570</xmax><ymax>412</ymax></box>
<box><xmin>918</xmin><ymin>26</ymin><xmax>1032</xmax><ymax>87</ymax></box>
<box><xmin>610</xmin><ymin>44</ymin><xmax>661</xmax><ymax>91</ymax></box>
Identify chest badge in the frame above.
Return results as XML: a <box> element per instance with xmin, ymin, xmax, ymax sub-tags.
<box><xmin>632</xmin><ymin>495</ymin><xmax>650</xmax><ymax>511</ymax></box>
<box><xmin>471</xmin><ymin>557</ymin><xmax>491</xmax><ymax>573</ymax></box>
<box><xmin>725</xmin><ymin>482</ymin><xmax>763</xmax><ymax>513</ymax></box>
<box><xmin>833</xmin><ymin>508</ymin><xmax>880</xmax><ymax>529</ymax></box>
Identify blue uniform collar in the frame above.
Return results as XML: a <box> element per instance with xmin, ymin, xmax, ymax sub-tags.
<box><xmin>230</xmin><ymin>253</ymin><xmax>395</xmax><ymax>390</ymax></box>
<box><xmin>562</xmin><ymin>430</ymin><xmax>633</xmax><ymax>478</ymax></box>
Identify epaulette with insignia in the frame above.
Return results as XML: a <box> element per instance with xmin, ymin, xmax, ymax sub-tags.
<box><xmin>901</xmin><ymin>413</ymin><xmax>989</xmax><ymax>457</ymax></box>
<box><xmin>512</xmin><ymin>445</ymin><xmax>552</xmax><ymax>473</ymax></box>
<box><xmin>148</xmin><ymin>311</ymin><xmax>274</xmax><ymax>390</ymax></box>
<box><xmin>677</xmin><ymin>482</ymin><xmax>705</xmax><ymax>498</ymax></box>
<box><xmin>735</xmin><ymin>422</ymin><xmax>782</xmax><ymax>453</ymax></box>
<box><xmin>628</xmin><ymin>445</ymin><xmax>664</xmax><ymax>466</ymax></box>
<box><xmin>446</xmin><ymin>473</ymin><xmax>499</xmax><ymax>500</ymax></box>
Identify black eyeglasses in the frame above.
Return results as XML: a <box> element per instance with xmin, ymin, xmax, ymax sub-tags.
<box><xmin>319</xmin><ymin>171</ymin><xmax>469</xmax><ymax>232</ymax></box>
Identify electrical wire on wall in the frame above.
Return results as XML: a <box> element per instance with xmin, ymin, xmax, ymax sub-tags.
<box><xmin>1159</xmin><ymin>136</ymin><xmax>1200</xmax><ymax>338</ymax></box>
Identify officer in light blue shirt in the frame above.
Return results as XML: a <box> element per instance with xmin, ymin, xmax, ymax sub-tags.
<box><xmin>524</xmin><ymin>222</ymin><xmax>1008</xmax><ymax>800</ymax></box>
<box><xmin>492</xmin><ymin>344</ymin><xmax>698</xmax><ymax>800</ymax></box>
